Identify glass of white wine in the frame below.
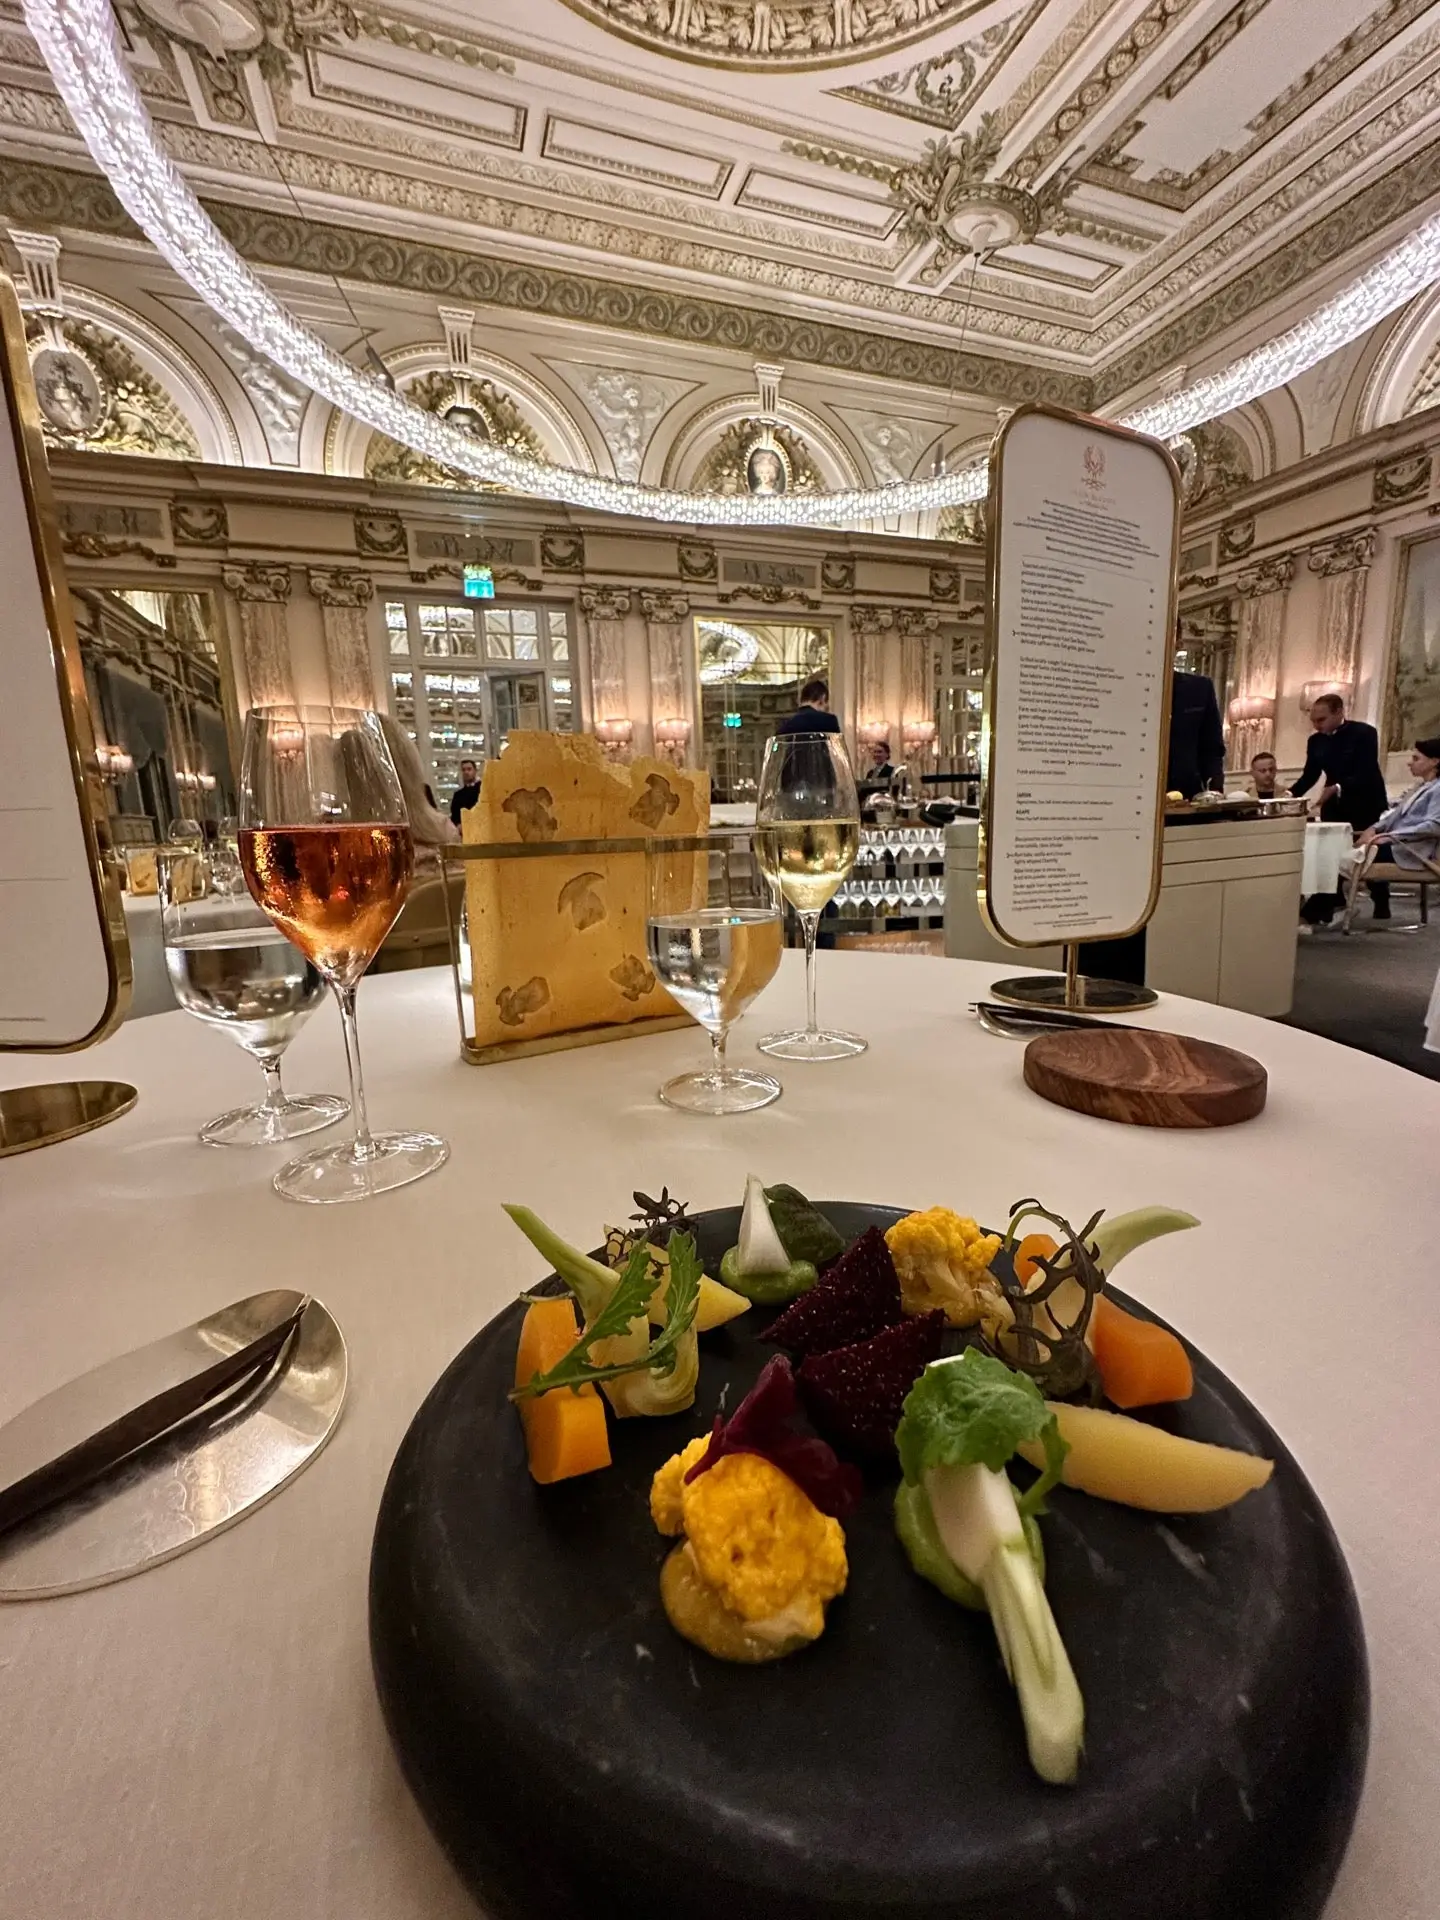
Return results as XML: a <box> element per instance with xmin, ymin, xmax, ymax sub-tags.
<box><xmin>646</xmin><ymin>831</ymin><xmax>784</xmax><ymax>1115</ymax></box>
<box><xmin>755</xmin><ymin>731</ymin><xmax>866</xmax><ymax>1061</ymax></box>
<box><xmin>158</xmin><ymin>846</ymin><xmax>348</xmax><ymax>1147</ymax></box>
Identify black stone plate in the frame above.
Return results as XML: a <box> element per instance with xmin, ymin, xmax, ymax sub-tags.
<box><xmin>370</xmin><ymin>1203</ymin><xmax>1368</xmax><ymax>1920</ymax></box>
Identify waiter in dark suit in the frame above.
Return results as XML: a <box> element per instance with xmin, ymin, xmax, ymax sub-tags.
<box><xmin>1293</xmin><ymin>693</ymin><xmax>1389</xmax><ymax>922</ymax></box>
<box><xmin>1166</xmin><ymin>668</ymin><xmax>1227</xmax><ymax>798</ymax></box>
<box><xmin>775</xmin><ymin>676</ymin><xmax>841</xmax><ymax>736</ymax></box>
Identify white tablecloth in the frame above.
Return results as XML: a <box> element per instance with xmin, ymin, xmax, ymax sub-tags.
<box><xmin>1302</xmin><ymin>820</ymin><xmax>1353</xmax><ymax>896</ymax></box>
<box><xmin>2</xmin><ymin>956</ymin><xmax>1439</xmax><ymax>1920</ymax></box>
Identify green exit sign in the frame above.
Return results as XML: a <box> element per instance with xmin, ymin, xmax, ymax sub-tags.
<box><xmin>463</xmin><ymin>563</ymin><xmax>495</xmax><ymax>600</ymax></box>
<box><xmin>722</xmin><ymin>711</ymin><xmax>743</xmax><ymax>729</ymax></box>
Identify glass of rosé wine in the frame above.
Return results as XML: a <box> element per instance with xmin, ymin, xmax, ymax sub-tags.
<box><xmin>238</xmin><ymin>705</ymin><xmax>449</xmax><ymax>1204</ymax></box>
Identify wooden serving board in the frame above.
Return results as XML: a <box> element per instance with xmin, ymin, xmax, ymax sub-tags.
<box><xmin>1024</xmin><ymin>1027</ymin><xmax>1267</xmax><ymax>1128</ymax></box>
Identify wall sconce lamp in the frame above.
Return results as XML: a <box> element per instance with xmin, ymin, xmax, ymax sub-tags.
<box><xmin>1299</xmin><ymin>680</ymin><xmax>1352</xmax><ymax>712</ymax></box>
<box><xmin>593</xmin><ymin>716</ymin><xmax>634</xmax><ymax>746</ymax></box>
<box><xmin>902</xmin><ymin>718</ymin><xmax>938</xmax><ymax>752</ymax></box>
<box><xmin>95</xmin><ymin>745</ymin><xmax>133</xmax><ymax>778</ymax></box>
<box><xmin>652</xmin><ymin>718</ymin><xmax>691</xmax><ymax>746</ymax></box>
<box><xmin>858</xmin><ymin>720</ymin><xmax>890</xmax><ymax>745</ymax></box>
<box><xmin>1227</xmin><ymin>695</ymin><xmax>1275</xmax><ymax>724</ymax></box>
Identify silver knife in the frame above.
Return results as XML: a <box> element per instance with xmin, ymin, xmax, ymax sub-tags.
<box><xmin>0</xmin><ymin>1289</ymin><xmax>310</xmax><ymax>1540</ymax></box>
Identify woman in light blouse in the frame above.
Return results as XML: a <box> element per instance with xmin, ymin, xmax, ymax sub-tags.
<box><xmin>1343</xmin><ymin>736</ymin><xmax>1440</xmax><ymax>919</ymax></box>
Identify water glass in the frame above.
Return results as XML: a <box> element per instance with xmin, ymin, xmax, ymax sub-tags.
<box><xmin>646</xmin><ymin>831</ymin><xmax>783</xmax><ymax>1115</ymax></box>
<box><xmin>159</xmin><ymin>847</ymin><xmax>347</xmax><ymax>1148</ymax></box>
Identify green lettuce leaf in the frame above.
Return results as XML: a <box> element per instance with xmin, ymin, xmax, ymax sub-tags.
<box><xmin>896</xmin><ymin>1349</ymin><xmax>1067</xmax><ymax>1504</ymax></box>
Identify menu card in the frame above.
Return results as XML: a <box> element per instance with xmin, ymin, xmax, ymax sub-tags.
<box><xmin>981</xmin><ymin>407</ymin><xmax>1179</xmax><ymax>948</ymax></box>
<box><xmin>0</xmin><ymin>279</ymin><xmax>126</xmax><ymax>1048</ymax></box>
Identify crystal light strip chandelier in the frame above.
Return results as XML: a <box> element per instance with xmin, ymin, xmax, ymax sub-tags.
<box><xmin>24</xmin><ymin>0</ymin><xmax>1440</xmax><ymax>527</ymax></box>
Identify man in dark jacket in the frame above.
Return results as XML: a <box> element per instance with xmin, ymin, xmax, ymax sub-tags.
<box><xmin>775</xmin><ymin>677</ymin><xmax>841</xmax><ymax>736</ymax></box>
<box><xmin>1291</xmin><ymin>694</ymin><xmax>1387</xmax><ymax>826</ymax></box>
<box><xmin>1166</xmin><ymin>669</ymin><xmax>1226</xmax><ymax>798</ymax></box>
<box><xmin>1293</xmin><ymin>694</ymin><xmax>1388</xmax><ymax>921</ymax></box>
<box><xmin>449</xmin><ymin>757</ymin><xmax>481</xmax><ymax>828</ymax></box>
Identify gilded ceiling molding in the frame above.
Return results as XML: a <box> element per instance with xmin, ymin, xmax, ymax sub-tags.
<box><xmin>551</xmin><ymin>0</ymin><xmax>993</xmax><ymax>73</ymax></box>
<box><xmin>1083</xmin><ymin>51</ymin><xmax>1440</xmax><ymax>361</ymax></box>
<box><xmin>0</xmin><ymin>162</ymin><xmax>1088</xmax><ymax>405</ymax></box>
<box><xmin>1007</xmin><ymin>0</ymin><xmax>1207</xmax><ymax>188</ymax></box>
<box><xmin>1081</xmin><ymin>0</ymin><xmax>1432</xmax><ymax>214</ymax></box>
<box><xmin>830</xmin><ymin>6</ymin><xmax>1040</xmax><ymax>132</ymax></box>
<box><xmin>1092</xmin><ymin>133</ymin><xmax>1440</xmax><ymax>404</ymax></box>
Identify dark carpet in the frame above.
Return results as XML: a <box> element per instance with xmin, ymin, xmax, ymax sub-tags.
<box><xmin>1283</xmin><ymin>901</ymin><xmax>1440</xmax><ymax>1080</ymax></box>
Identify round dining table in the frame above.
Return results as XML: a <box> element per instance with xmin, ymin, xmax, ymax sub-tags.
<box><xmin>1</xmin><ymin>954</ymin><xmax>1437</xmax><ymax>1920</ymax></box>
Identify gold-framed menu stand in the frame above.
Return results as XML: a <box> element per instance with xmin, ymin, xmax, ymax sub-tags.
<box><xmin>978</xmin><ymin>403</ymin><xmax>1182</xmax><ymax>1015</ymax></box>
<box><xmin>0</xmin><ymin>271</ymin><xmax>133</xmax><ymax>1148</ymax></box>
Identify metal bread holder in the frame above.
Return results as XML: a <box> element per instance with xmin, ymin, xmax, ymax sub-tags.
<box><xmin>437</xmin><ymin>833</ymin><xmax>730</xmax><ymax>1066</ymax></box>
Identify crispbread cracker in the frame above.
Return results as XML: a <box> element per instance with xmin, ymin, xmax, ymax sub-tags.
<box><xmin>463</xmin><ymin>733</ymin><xmax>709</xmax><ymax>1048</ymax></box>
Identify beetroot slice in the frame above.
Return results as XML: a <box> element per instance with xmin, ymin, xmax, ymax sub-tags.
<box><xmin>762</xmin><ymin>1226</ymin><xmax>903</xmax><ymax>1358</ymax></box>
<box><xmin>797</xmin><ymin>1312</ymin><xmax>947</xmax><ymax>1463</ymax></box>
<box><xmin>683</xmin><ymin>1354</ymin><xmax>862</xmax><ymax>1519</ymax></box>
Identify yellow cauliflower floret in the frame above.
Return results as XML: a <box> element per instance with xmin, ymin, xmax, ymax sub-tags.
<box><xmin>682</xmin><ymin>1452</ymin><xmax>847</xmax><ymax>1625</ymax></box>
<box><xmin>885</xmin><ymin>1207</ymin><xmax>1008</xmax><ymax>1332</ymax></box>
<box><xmin>649</xmin><ymin>1434</ymin><xmax>710</xmax><ymax>1536</ymax></box>
<box><xmin>649</xmin><ymin>1447</ymin><xmax>847</xmax><ymax>1629</ymax></box>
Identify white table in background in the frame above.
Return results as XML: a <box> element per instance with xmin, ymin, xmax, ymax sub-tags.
<box><xmin>1</xmin><ymin>956</ymin><xmax>1438</xmax><ymax>1920</ymax></box>
<box><xmin>1303</xmin><ymin>820</ymin><xmax>1353</xmax><ymax>897</ymax></box>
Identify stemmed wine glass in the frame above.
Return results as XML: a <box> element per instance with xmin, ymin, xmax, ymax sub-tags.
<box><xmin>238</xmin><ymin>706</ymin><xmax>449</xmax><ymax>1204</ymax></box>
<box><xmin>646</xmin><ymin>830</ymin><xmax>784</xmax><ymax>1114</ymax></box>
<box><xmin>755</xmin><ymin>731</ymin><xmax>867</xmax><ymax>1061</ymax></box>
<box><xmin>159</xmin><ymin>846</ymin><xmax>348</xmax><ymax>1147</ymax></box>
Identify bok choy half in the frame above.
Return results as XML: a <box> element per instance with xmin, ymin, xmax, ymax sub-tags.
<box><xmin>894</xmin><ymin>1349</ymin><xmax>1084</xmax><ymax>1785</ymax></box>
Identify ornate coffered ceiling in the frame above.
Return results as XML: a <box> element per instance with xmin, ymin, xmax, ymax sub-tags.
<box><xmin>0</xmin><ymin>0</ymin><xmax>1438</xmax><ymax>423</ymax></box>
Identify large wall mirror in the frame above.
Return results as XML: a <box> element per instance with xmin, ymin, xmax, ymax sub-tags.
<box><xmin>1391</xmin><ymin>534</ymin><xmax>1440</xmax><ymax>746</ymax></box>
<box><xmin>696</xmin><ymin>618</ymin><xmax>832</xmax><ymax>801</ymax></box>
<box><xmin>70</xmin><ymin>585</ymin><xmax>236</xmax><ymax>850</ymax></box>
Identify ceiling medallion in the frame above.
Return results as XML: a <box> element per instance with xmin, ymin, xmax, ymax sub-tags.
<box><xmin>891</xmin><ymin>120</ymin><xmax>1040</xmax><ymax>280</ymax></box>
<box><xmin>556</xmin><ymin>0</ymin><xmax>992</xmax><ymax>72</ymax></box>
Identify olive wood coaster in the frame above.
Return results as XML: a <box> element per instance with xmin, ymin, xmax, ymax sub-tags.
<box><xmin>1023</xmin><ymin>1027</ymin><xmax>1267</xmax><ymax>1128</ymax></box>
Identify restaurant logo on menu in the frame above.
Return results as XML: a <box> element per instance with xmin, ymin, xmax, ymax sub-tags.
<box><xmin>1082</xmin><ymin>442</ymin><xmax>1107</xmax><ymax>493</ymax></box>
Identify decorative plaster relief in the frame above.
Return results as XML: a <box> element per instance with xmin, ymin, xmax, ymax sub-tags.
<box><xmin>552</xmin><ymin>0</ymin><xmax>993</xmax><ymax>72</ymax></box>
<box><xmin>678</xmin><ymin>541</ymin><xmax>718</xmax><ymax>583</ymax></box>
<box><xmin>1235</xmin><ymin>554</ymin><xmax>1295</xmax><ymax>598</ymax></box>
<box><xmin>355</xmin><ymin>510</ymin><xmax>406</xmax><ymax>556</ymax></box>
<box><xmin>1307</xmin><ymin>529</ymin><xmax>1376</xmax><ymax>576</ymax></box>
<box><xmin>541</xmin><ymin>528</ymin><xmax>585</xmax><ymax>573</ymax></box>
<box><xmin>1219</xmin><ymin>518</ymin><xmax>1256</xmax><ymax>561</ymax></box>
<box><xmin>1374</xmin><ymin>448</ymin><xmax>1432</xmax><ymax>506</ymax></box>
<box><xmin>24</xmin><ymin>316</ymin><xmax>200</xmax><ymax>461</ymax></box>
<box><xmin>834</xmin><ymin>409</ymin><xmax>934</xmax><ymax>484</ymax></box>
<box><xmin>171</xmin><ymin>497</ymin><xmax>228</xmax><ymax>546</ymax></box>
<box><xmin>549</xmin><ymin>364</ymin><xmax>696</xmax><ymax>481</ymax></box>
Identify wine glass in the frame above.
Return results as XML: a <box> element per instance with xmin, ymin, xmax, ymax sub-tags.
<box><xmin>158</xmin><ymin>847</ymin><xmax>348</xmax><ymax>1148</ymax></box>
<box><xmin>755</xmin><ymin>731</ymin><xmax>867</xmax><ymax>1061</ymax></box>
<box><xmin>238</xmin><ymin>706</ymin><xmax>449</xmax><ymax>1204</ymax></box>
<box><xmin>646</xmin><ymin>831</ymin><xmax>783</xmax><ymax>1115</ymax></box>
